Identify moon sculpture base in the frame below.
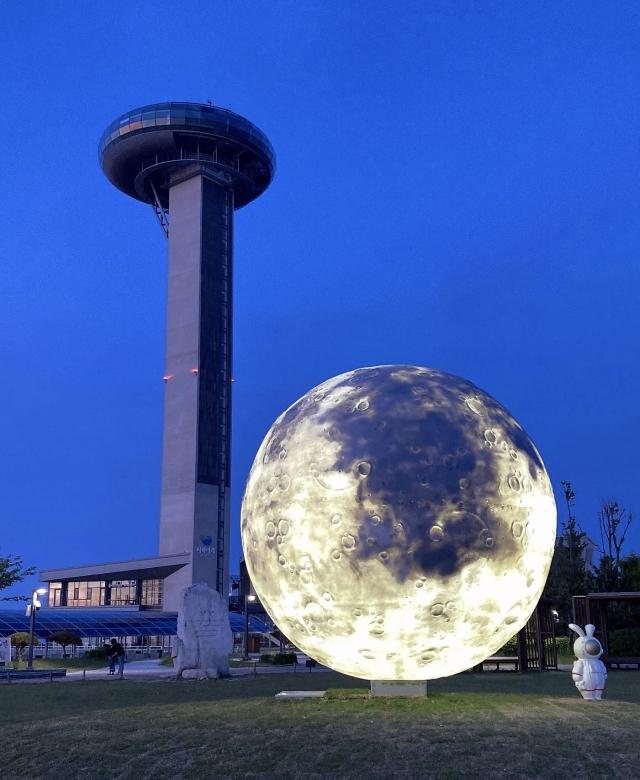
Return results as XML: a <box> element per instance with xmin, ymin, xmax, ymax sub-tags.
<box><xmin>241</xmin><ymin>365</ymin><xmax>557</xmax><ymax>681</ymax></box>
<box><xmin>370</xmin><ymin>680</ymin><xmax>427</xmax><ymax>697</ymax></box>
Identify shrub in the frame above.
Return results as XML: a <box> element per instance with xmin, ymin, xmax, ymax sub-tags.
<box><xmin>609</xmin><ymin>628</ymin><xmax>640</xmax><ymax>657</ymax></box>
<box><xmin>271</xmin><ymin>651</ymin><xmax>298</xmax><ymax>665</ymax></box>
<box><xmin>495</xmin><ymin>637</ymin><xmax>517</xmax><ymax>657</ymax></box>
<box><xmin>83</xmin><ymin>646</ymin><xmax>108</xmax><ymax>660</ymax></box>
<box><xmin>496</xmin><ymin>635</ymin><xmax>571</xmax><ymax>658</ymax></box>
<box><xmin>259</xmin><ymin>652</ymin><xmax>298</xmax><ymax>665</ymax></box>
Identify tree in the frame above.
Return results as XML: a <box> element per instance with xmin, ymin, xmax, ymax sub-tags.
<box><xmin>9</xmin><ymin>632</ymin><xmax>39</xmax><ymax>663</ymax></box>
<box><xmin>543</xmin><ymin>481</ymin><xmax>592</xmax><ymax>632</ymax></box>
<box><xmin>47</xmin><ymin>630</ymin><xmax>83</xmax><ymax>658</ymax></box>
<box><xmin>620</xmin><ymin>552</ymin><xmax>640</xmax><ymax>592</ymax></box>
<box><xmin>0</xmin><ymin>550</ymin><xmax>36</xmax><ymax>601</ymax></box>
<box><xmin>594</xmin><ymin>500</ymin><xmax>633</xmax><ymax>592</ymax></box>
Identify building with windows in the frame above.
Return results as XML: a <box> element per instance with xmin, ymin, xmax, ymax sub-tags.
<box><xmin>41</xmin><ymin>553</ymin><xmax>189</xmax><ymax>610</ymax></box>
<box><xmin>37</xmin><ymin>102</ymin><xmax>275</xmax><ymax>619</ymax></box>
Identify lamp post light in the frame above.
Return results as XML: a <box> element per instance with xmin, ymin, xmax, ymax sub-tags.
<box><xmin>26</xmin><ymin>588</ymin><xmax>47</xmax><ymax>671</ymax></box>
<box><xmin>243</xmin><ymin>594</ymin><xmax>256</xmax><ymax>661</ymax></box>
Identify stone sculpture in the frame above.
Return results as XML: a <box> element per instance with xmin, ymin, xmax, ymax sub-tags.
<box><xmin>174</xmin><ymin>582</ymin><xmax>232</xmax><ymax>679</ymax></box>
<box><xmin>569</xmin><ymin>623</ymin><xmax>607</xmax><ymax>700</ymax></box>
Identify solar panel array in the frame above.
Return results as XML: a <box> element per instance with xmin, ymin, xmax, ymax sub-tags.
<box><xmin>0</xmin><ymin>609</ymin><xmax>269</xmax><ymax>638</ymax></box>
<box><xmin>229</xmin><ymin>613</ymin><xmax>270</xmax><ymax>633</ymax></box>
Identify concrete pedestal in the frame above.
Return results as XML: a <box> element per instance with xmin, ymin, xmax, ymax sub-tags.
<box><xmin>370</xmin><ymin>680</ymin><xmax>427</xmax><ymax>697</ymax></box>
<box><xmin>275</xmin><ymin>691</ymin><xmax>326</xmax><ymax>700</ymax></box>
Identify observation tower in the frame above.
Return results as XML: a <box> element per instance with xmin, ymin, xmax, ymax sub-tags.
<box><xmin>99</xmin><ymin>102</ymin><xmax>275</xmax><ymax>610</ymax></box>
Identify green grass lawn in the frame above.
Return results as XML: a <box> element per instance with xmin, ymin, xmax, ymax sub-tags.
<box><xmin>8</xmin><ymin>657</ymin><xmax>160</xmax><ymax>671</ymax></box>
<box><xmin>2</xmin><ymin>670</ymin><xmax>639</xmax><ymax>779</ymax></box>
<box><xmin>228</xmin><ymin>659</ymin><xmax>260</xmax><ymax>668</ymax></box>
<box><xmin>8</xmin><ymin>657</ymin><xmax>107</xmax><ymax>671</ymax></box>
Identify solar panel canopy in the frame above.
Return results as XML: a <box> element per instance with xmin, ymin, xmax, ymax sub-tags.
<box><xmin>0</xmin><ymin>610</ymin><xmax>269</xmax><ymax>638</ymax></box>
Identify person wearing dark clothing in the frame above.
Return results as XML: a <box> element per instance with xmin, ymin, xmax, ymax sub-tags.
<box><xmin>109</xmin><ymin>639</ymin><xmax>126</xmax><ymax>678</ymax></box>
<box><xmin>105</xmin><ymin>642</ymin><xmax>117</xmax><ymax>675</ymax></box>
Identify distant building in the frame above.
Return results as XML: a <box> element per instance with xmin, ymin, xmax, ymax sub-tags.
<box><xmin>555</xmin><ymin>534</ymin><xmax>597</xmax><ymax>573</ymax></box>
<box><xmin>582</xmin><ymin>536</ymin><xmax>597</xmax><ymax>573</ymax></box>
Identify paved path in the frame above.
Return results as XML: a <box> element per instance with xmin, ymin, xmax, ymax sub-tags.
<box><xmin>6</xmin><ymin>658</ymin><xmax>571</xmax><ymax>683</ymax></box>
<box><xmin>65</xmin><ymin>659</ymin><xmax>176</xmax><ymax>682</ymax></box>
<box><xmin>20</xmin><ymin>658</ymin><xmax>333</xmax><ymax>683</ymax></box>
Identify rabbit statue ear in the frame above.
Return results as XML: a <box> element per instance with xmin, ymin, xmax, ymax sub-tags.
<box><xmin>585</xmin><ymin>624</ymin><xmax>596</xmax><ymax>637</ymax></box>
<box><xmin>569</xmin><ymin>623</ymin><xmax>586</xmax><ymax>637</ymax></box>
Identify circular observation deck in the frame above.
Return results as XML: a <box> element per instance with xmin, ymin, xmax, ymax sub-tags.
<box><xmin>99</xmin><ymin>102</ymin><xmax>275</xmax><ymax>210</ymax></box>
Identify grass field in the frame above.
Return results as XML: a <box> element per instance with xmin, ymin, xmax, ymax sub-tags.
<box><xmin>8</xmin><ymin>657</ymin><xmax>157</xmax><ymax>671</ymax></box>
<box><xmin>9</xmin><ymin>657</ymin><xmax>108</xmax><ymax>671</ymax></box>
<box><xmin>2</xmin><ymin>670</ymin><xmax>640</xmax><ymax>780</ymax></box>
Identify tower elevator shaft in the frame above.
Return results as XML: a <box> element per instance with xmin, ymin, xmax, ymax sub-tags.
<box><xmin>158</xmin><ymin>166</ymin><xmax>233</xmax><ymax>611</ymax></box>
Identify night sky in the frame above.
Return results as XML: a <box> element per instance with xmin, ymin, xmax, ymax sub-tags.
<box><xmin>1</xmin><ymin>2</ymin><xmax>639</xmax><ymax>601</ymax></box>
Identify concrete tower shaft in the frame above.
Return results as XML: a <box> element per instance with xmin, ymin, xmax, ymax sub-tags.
<box><xmin>159</xmin><ymin>169</ymin><xmax>233</xmax><ymax>607</ymax></box>
<box><xmin>99</xmin><ymin>103</ymin><xmax>275</xmax><ymax>611</ymax></box>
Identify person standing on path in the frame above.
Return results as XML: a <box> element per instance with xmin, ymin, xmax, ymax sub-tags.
<box><xmin>110</xmin><ymin>639</ymin><xmax>126</xmax><ymax>678</ymax></box>
<box><xmin>105</xmin><ymin>641</ymin><xmax>116</xmax><ymax>675</ymax></box>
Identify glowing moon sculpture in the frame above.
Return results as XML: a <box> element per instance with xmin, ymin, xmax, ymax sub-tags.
<box><xmin>241</xmin><ymin>366</ymin><xmax>556</xmax><ymax>680</ymax></box>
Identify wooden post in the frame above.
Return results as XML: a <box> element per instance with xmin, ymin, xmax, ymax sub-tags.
<box><xmin>600</xmin><ymin>600</ymin><xmax>611</xmax><ymax>664</ymax></box>
<box><xmin>534</xmin><ymin>607</ymin><xmax>544</xmax><ymax>671</ymax></box>
<box><xmin>516</xmin><ymin>627</ymin><xmax>528</xmax><ymax>673</ymax></box>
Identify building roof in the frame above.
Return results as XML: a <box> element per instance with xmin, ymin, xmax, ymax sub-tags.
<box><xmin>40</xmin><ymin>553</ymin><xmax>190</xmax><ymax>583</ymax></box>
<box><xmin>0</xmin><ymin>609</ymin><xmax>270</xmax><ymax>638</ymax></box>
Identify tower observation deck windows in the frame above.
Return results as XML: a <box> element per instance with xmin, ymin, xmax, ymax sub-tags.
<box><xmin>155</xmin><ymin>108</ymin><xmax>171</xmax><ymax>125</ymax></box>
<box><xmin>128</xmin><ymin>112</ymin><xmax>143</xmax><ymax>132</ymax></box>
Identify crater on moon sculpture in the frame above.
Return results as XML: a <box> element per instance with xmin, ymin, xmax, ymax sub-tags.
<box><xmin>241</xmin><ymin>366</ymin><xmax>557</xmax><ymax>680</ymax></box>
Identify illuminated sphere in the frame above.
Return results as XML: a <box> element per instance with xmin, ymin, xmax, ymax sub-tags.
<box><xmin>241</xmin><ymin>366</ymin><xmax>556</xmax><ymax>680</ymax></box>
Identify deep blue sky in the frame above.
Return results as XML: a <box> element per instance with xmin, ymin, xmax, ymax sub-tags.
<box><xmin>1</xmin><ymin>1</ymin><xmax>639</xmax><ymax>601</ymax></box>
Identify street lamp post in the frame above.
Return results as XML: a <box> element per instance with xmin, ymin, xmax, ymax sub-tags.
<box><xmin>26</xmin><ymin>588</ymin><xmax>47</xmax><ymax>671</ymax></box>
<box><xmin>243</xmin><ymin>594</ymin><xmax>256</xmax><ymax>661</ymax></box>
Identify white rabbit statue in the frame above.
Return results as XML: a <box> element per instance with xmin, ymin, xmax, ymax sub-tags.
<box><xmin>568</xmin><ymin>623</ymin><xmax>607</xmax><ymax>700</ymax></box>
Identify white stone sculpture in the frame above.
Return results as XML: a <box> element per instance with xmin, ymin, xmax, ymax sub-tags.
<box><xmin>174</xmin><ymin>582</ymin><xmax>233</xmax><ymax>679</ymax></box>
<box><xmin>569</xmin><ymin>623</ymin><xmax>607</xmax><ymax>700</ymax></box>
